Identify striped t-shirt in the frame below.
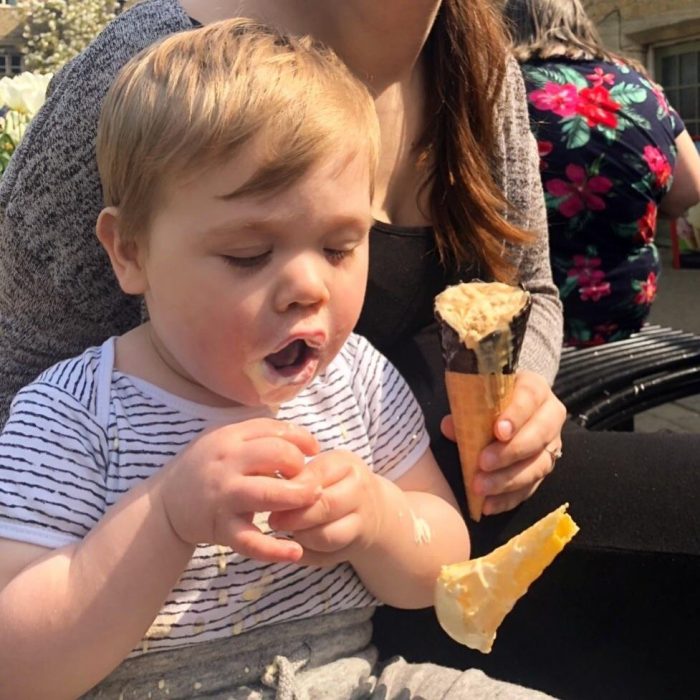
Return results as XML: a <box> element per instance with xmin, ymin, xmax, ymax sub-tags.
<box><xmin>0</xmin><ymin>333</ymin><xmax>429</xmax><ymax>655</ymax></box>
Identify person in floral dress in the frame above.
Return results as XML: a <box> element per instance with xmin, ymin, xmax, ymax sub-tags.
<box><xmin>504</xmin><ymin>0</ymin><xmax>700</xmax><ymax>347</ymax></box>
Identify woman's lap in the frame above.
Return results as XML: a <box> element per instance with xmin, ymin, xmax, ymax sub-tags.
<box><xmin>372</xmin><ymin>421</ymin><xmax>700</xmax><ymax>699</ymax></box>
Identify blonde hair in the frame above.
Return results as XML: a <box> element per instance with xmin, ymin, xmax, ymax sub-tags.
<box><xmin>97</xmin><ymin>18</ymin><xmax>379</xmax><ymax>239</ymax></box>
<box><xmin>502</xmin><ymin>0</ymin><xmax>613</xmax><ymax>63</ymax></box>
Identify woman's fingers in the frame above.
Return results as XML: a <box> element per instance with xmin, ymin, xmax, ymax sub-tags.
<box><xmin>482</xmin><ymin>480</ymin><xmax>544</xmax><ymax>516</ymax></box>
<box><xmin>480</xmin><ymin>378</ymin><xmax>566</xmax><ymax>472</ymax></box>
<box><xmin>472</xmin><ymin>447</ymin><xmax>555</xmax><ymax>498</ymax></box>
<box><xmin>440</xmin><ymin>414</ymin><xmax>456</xmax><ymax>442</ymax></box>
<box><xmin>492</xmin><ymin>370</ymin><xmax>553</xmax><ymax>441</ymax></box>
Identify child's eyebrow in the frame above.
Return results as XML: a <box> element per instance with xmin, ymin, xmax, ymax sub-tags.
<box><xmin>199</xmin><ymin>214</ymin><xmax>373</xmax><ymax>240</ymax></box>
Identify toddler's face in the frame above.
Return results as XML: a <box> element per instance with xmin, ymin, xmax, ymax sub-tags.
<box><xmin>137</xmin><ymin>140</ymin><xmax>372</xmax><ymax>407</ymax></box>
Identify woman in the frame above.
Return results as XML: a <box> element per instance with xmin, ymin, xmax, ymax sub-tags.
<box><xmin>0</xmin><ymin>2</ymin><xmax>564</xmax><ymax>534</ymax></box>
<box><xmin>503</xmin><ymin>0</ymin><xmax>700</xmax><ymax>347</ymax></box>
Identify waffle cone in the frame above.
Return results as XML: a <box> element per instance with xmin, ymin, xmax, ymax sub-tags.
<box><xmin>435</xmin><ymin>504</ymin><xmax>579</xmax><ymax>653</ymax></box>
<box><xmin>445</xmin><ymin>371</ymin><xmax>516</xmax><ymax>522</ymax></box>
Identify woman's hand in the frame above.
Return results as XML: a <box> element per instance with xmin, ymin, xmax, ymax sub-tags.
<box><xmin>441</xmin><ymin>369</ymin><xmax>566</xmax><ymax>516</ymax></box>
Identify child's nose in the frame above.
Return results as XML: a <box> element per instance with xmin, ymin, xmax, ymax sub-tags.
<box><xmin>273</xmin><ymin>254</ymin><xmax>331</xmax><ymax>312</ymax></box>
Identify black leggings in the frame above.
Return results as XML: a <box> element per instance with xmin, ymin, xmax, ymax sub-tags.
<box><xmin>372</xmin><ymin>420</ymin><xmax>699</xmax><ymax>699</ymax></box>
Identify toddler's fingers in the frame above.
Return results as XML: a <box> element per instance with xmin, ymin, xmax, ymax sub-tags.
<box><xmin>271</xmin><ymin>472</ymin><xmax>355</xmax><ymax>531</ymax></box>
<box><xmin>233</xmin><ymin>474</ymin><xmax>321</xmax><ymax>513</ymax></box>
<box><xmin>292</xmin><ymin>513</ymin><xmax>361</xmax><ymax>554</ymax></box>
<box><xmin>238</xmin><ymin>418</ymin><xmax>320</xmax><ymax>456</ymax></box>
<box><xmin>239</xmin><ymin>437</ymin><xmax>318</xmax><ymax>480</ymax></box>
<box><xmin>231</xmin><ymin>527</ymin><xmax>304</xmax><ymax>563</ymax></box>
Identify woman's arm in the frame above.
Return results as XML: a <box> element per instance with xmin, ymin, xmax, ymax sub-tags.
<box><xmin>659</xmin><ymin>130</ymin><xmax>700</xmax><ymax>218</ymax></box>
<box><xmin>494</xmin><ymin>58</ymin><xmax>563</xmax><ymax>384</ymax></box>
<box><xmin>0</xmin><ymin>1</ymin><xmax>192</xmax><ymax>427</ymax></box>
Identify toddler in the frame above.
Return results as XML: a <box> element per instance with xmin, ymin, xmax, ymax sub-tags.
<box><xmin>0</xmin><ymin>19</ymin><xmax>551</xmax><ymax>700</ymax></box>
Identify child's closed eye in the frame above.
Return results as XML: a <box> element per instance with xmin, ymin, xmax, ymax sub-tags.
<box><xmin>222</xmin><ymin>251</ymin><xmax>272</xmax><ymax>269</ymax></box>
<box><xmin>324</xmin><ymin>248</ymin><xmax>353</xmax><ymax>264</ymax></box>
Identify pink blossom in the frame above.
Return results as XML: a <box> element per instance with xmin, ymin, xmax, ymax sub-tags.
<box><xmin>575</xmin><ymin>85</ymin><xmax>621</xmax><ymax>129</ymax></box>
<box><xmin>545</xmin><ymin>163</ymin><xmax>613</xmax><ymax>217</ymax></box>
<box><xmin>588</xmin><ymin>67</ymin><xmax>615</xmax><ymax>88</ymax></box>
<box><xmin>635</xmin><ymin>272</ymin><xmax>658</xmax><ymax>305</ymax></box>
<box><xmin>642</xmin><ymin>146</ymin><xmax>672</xmax><ymax>188</ymax></box>
<box><xmin>567</xmin><ymin>255</ymin><xmax>605</xmax><ymax>287</ymax></box>
<box><xmin>638</xmin><ymin>202</ymin><xmax>657</xmax><ymax>243</ymax></box>
<box><xmin>580</xmin><ymin>281</ymin><xmax>612</xmax><ymax>302</ymax></box>
<box><xmin>529</xmin><ymin>82</ymin><xmax>579</xmax><ymax>117</ymax></box>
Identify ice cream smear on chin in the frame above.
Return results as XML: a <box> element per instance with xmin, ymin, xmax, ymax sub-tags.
<box><xmin>245</xmin><ymin>337</ymin><xmax>322</xmax><ymax>407</ymax></box>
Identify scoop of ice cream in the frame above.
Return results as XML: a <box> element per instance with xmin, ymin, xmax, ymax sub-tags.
<box><xmin>434</xmin><ymin>282</ymin><xmax>530</xmax><ymax>349</ymax></box>
<box><xmin>434</xmin><ymin>504</ymin><xmax>579</xmax><ymax>653</ymax></box>
<box><xmin>435</xmin><ymin>282</ymin><xmax>531</xmax><ymax>375</ymax></box>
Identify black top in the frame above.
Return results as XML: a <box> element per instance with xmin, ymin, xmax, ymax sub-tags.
<box><xmin>357</xmin><ymin>222</ymin><xmax>475</xmax><ymax>513</ymax></box>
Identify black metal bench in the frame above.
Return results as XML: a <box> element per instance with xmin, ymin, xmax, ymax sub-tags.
<box><xmin>553</xmin><ymin>325</ymin><xmax>700</xmax><ymax>430</ymax></box>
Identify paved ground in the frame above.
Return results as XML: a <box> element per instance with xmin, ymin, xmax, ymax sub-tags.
<box><xmin>632</xmin><ymin>232</ymin><xmax>700</xmax><ymax>433</ymax></box>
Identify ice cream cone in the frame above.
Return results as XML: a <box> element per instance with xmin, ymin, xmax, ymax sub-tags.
<box><xmin>435</xmin><ymin>504</ymin><xmax>579</xmax><ymax>653</ymax></box>
<box><xmin>445</xmin><ymin>371</ymin><xmax>516</xmax><ymax>522</ymax></box>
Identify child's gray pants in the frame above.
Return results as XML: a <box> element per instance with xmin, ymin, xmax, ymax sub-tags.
<box><xmin>84</xmin><ymin>607</ymin><xmax>555</xmax><ymax>699</ymax></box>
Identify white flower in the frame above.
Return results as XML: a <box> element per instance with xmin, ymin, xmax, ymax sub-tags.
<box><xmin>687</xmin><ymin>202</ymin><xmax>700</xmax><ymax>231</ymax></box>
<box><xmin>0</xmin><ymin>72</ymin><xmax>53</xmax><ymax>118</ymax></box>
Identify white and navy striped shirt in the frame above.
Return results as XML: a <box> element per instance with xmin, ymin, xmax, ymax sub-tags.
<box><xmin>0</xmin><ymin>333</ymin><xmax>428</xmax><ymax>655</ymax></box>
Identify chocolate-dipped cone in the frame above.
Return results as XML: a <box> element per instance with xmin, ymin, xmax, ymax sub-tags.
<box><xmin>435</xmin><ymin>282</ymin><xmax>531</xmax><ymax>521</ymax></box>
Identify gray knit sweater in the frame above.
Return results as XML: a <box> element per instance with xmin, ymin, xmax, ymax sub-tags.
<box><xmin>0</xmin><ymin>0</ymin><xmax>562</xmax><ymax>426</ymax></box>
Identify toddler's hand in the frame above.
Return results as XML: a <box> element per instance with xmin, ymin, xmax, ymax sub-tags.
<box><xmin>157</xmin><ymin>418</ymin><xmax>321</xmax><ymax>562</ymax></box>
<box><xmin>269</xmin><ymin>449</ymin><xmax>383</xmax><ymax>567</ymax></box>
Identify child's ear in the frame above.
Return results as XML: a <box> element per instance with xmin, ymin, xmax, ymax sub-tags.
<box><xmin>96</xmin><ymin>207</ymin><xmax>148</xmax><ymax>295</ymax></box>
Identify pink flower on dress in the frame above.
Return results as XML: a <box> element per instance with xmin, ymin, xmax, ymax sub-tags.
<box><xmin>545</xmin><ymin>164</ymin><xmax>613</xmax><ymax>217</ymax></box>
<box><xmin>568</xmin><ymin>255</ymin><xmax>611</xmax><ymax>302</ymax></box>
<box><xmin>642</xmin><ymin>145</ymin><xmax>672</xmax><ymax>188</ymax></box>
<box><xmin>529</xmin><ymin>82</ymin><xmax>579</xmax><ymax>117</ymax></box>
<box><xmin>635</xmin><ymin>271</ymin><xmax>658</xmax><ymax>305</ymax></box>
<box><xmin>580</xmin><ymin>281</ymin><xmax>612</xmax><ymax>302</ymax></box>
<box><xmin>588</xmin><ymin>67</ymin><xmax>615</xmax><ymax>88</ymax></box>
<box><xmin>575</xmin><ymin>85</ymin><xmax>621</xmax><ymax>129</ymax></box>
<box><xmin>638</xmin><ymin>202</ymin><xmax>658</xmax><ymax>243</ymax></box>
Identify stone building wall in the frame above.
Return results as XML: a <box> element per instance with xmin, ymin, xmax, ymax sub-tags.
<box><xmin>583</xmin><ymin>1</ymin><xmax>700</xmax><ymax>135</ymax></box>
<box><xmin>584</xmin><ymin>0</ymin><xmax>700</xmax><ymax>64</ymax></box>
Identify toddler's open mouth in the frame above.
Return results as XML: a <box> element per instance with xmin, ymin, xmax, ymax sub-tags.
<box><xmin>264</xmin><ymin>339</ymin><xmax>320</xmax><ymax>378</ymax></box>
<box><xmin>244</xmin><ymin>337</ymin><xmax>323</xmax><ymax>406</ymax></box>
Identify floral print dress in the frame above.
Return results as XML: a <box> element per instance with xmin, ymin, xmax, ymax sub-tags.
<box><xmin>521</xmin><ymin>57</ymin><xmax>684</xmax><ymax>347</ymax></box>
